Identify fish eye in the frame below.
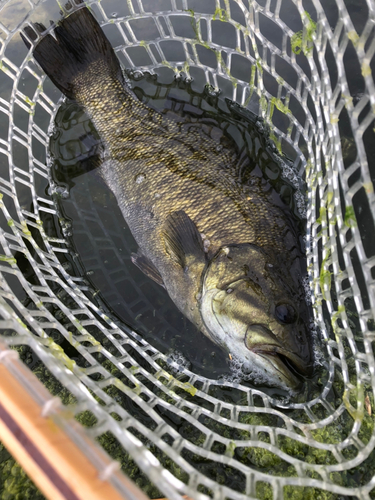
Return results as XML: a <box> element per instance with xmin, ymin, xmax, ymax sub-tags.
<box><xmin>275</xmin><ymin>303</ymin><xmax>297</xmax><ymax>324</ymax></box>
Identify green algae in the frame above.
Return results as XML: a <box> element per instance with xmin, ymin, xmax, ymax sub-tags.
<box><xmin>291</xmin><ymin>11</ymin><xmax>316</xmax><ymax>56</ymax></box>
<box><xmin>215</xmin><ymin>51</ymin><xmax>238</xmax><ymax>88</ymax></box>
<box><xmin>75</xmin><ymin>410</ymin><xmax>98</xmax><ymax>427</ymax></box>
<box><xmin>161</xmin><ymin>59</ymin><xmax>176</xmax><ymax>71</ymax></box>
<box><xmin>44</xmin><ymin>337</ymin><xmax>76</xmax><ymax>373</ymax></box>
<box><xmin>73</xmin><ymin>319</ymin><xmax>84</xmax><ymax>332</ymax></box>
<box><xmin>213</xmin><ymin>7</ymin><xmax>228</xmax><ymax>22</ymax></box>
<box><xmin>331</xmin><ymin>304</ymin><xmax>346</xmax><ymax>335</ymax></box>
<box><xmin>256</xmin><ymin>481</ymin><xmax>273</xmax><ymax>500</ymax></box>
<box><xmin>342</xmin><ymin>94</ymin><xmax>353</xmax><ymax>108</ymax></box>
<box><xmin>244</xmin><ymin>64</ymin><xmax>256</xmax><ymax>104</ymax></box>
<box><xmin>23</xmin><ymin>96</ymin><xmax>34</xmax><ymax>107</ymax></box>
<box><xmin>0</xmin><ymin>255</ymin><xmax>16</xmax><ymax>265</ymax></box>
<box><xmin>68</xmin><ymin>331</ymin><xmax>80</xmax><ymax>349</ymax></box>
<box><xmin>347</xmin><ymin>31</ymin><xmax>359</xmax><ymax>46</ymax></box>
<box><xmin>99</xmin><ymin>359</ymin><xmax>142</xmax><ymax>396</ymax></box>
<box><xmin>278</xmin><ymin>435</ymin><xmax>308</xmax><ymax>461</ymax></box>
<box><xmin>226</xmin><ymin>440</ymin><xmax>236</xmax><ymax>457</ymax></box>
<box><xmin>270</xmin><ymin>97</ymin><xmax>291</xmax><ymax>117</ymax></box>
<box><xmin>185</xmin><ymin>9</ymin><xmax>210</xmax><ymax>49</ymax></box>
<box><xmin>259</xmin><ymin>95</ymin><xmax>268</xmax><ymax>115</ymax></box>
<box><xmin>155</xmin><ymin>369</ymin><xmax>197</xmax><ymax>396</ymax></box>
<box><xmin>305</xmin><ymin>159</ymin><xmax>314</xmax><ymax>178</ymax></box>
<box><xmin>240</xmin><ymin>445</ymin><xmax>285</xmax><ymax>470</ymax></box>
<box><xmin>343</xmin><ymin>386</ymin><xmax>364</xmax><ymax>421</ymax></box>
<box><xmin>269</xmin><ymin>132</ymin><xmax>282</xmax><ymax>154</ymax></box>
<box><xmin>97</xmin><ymin>431</ymin><xmax>162</xmax><ymax>498</ymax></box>
<box><xmin>283</xmin><ymin>484</ymin><xmax>339</xmax><ymax>500</ymax></box>
<box><xmin>330</xmin><ymin>114</ymin><xmax>339</xmax><ymax>124</ymax></box>
<box><xmin>361</xmin><ymin>63</ymin><xmax>371</xmax><ymax>78</ymax></box>
<box><xmin>0</xmin><ymin>443</ymin><xmax>46</xmax><ymax>500</ymax></box>
<box><xmin>319</xmin><ymin>250</ymin><xmax>332</xmax><ymax>301</ymax></box>
<box><xmin>363</xmin><ymin>182</ymin><xmax>373</xmax><ymax>194</ymax></box>
<box><xmin>344</xmin><ymin>206</ymin><xmax>357</xmax><ymax>228</ymax></box>
<box><xmin>256</xmin><ymin>57</ymin><xmax>263</xmax><ymax>75</ymax></box>
<box><xmin>359</xmin><ymin>394</ymin><xmax>375</xmax><ymax>445</ymax></box>
<box><xmin>21</xmin><ymin>222</ymin><xmax>31</xmax><ymax>237</ymax></box>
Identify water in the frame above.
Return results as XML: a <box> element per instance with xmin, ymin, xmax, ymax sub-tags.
<box><xmin>49</xmin><ymin>70</ymin><xmax>322</xmax><ymax>395</ymax></box>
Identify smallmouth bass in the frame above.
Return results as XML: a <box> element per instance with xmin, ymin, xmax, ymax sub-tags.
<box><xmin>22</xmin><ymin>6</ymin><xmax>314</xmax><ymax>391</ymax></box>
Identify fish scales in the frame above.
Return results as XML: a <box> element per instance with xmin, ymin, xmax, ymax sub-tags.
<box><xmin>76</xmin><ymin>67</ymin><xmax>296</xmax><ymax>256</ymax></box>
<box><xmin>22</xmin><ymin>7</ymin><xmax>314</xmax><ymax>391</ymax></box>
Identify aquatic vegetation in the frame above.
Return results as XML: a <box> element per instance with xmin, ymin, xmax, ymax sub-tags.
<box><xmin>344</xmin><ymin>206</ymin><xmax>357</xmax><ymax>228</ymax></box>
<box><xmin>213</xmin><ymin>7</ymin><xmax>229</xmax><ymax>22</ymax></box>
<box><xmin>291</xmin><ymin>12</ymin><xmax>316</xmax><ymax>56</ymax></box>
<box><xmin>0</xmin><ymin>444</ymin><xmax>45</xmax><ymax>500</ymax></box>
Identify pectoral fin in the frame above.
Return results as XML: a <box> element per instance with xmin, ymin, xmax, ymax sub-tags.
<box><xmin>131</xmin><ymin>250</ymin><xmax>165</xmax><ymax>287</ymax></box>
<box><xmin>162</xmin><ymin>210</ymin><xmax>206</xmax><ymax>268</ymax></box>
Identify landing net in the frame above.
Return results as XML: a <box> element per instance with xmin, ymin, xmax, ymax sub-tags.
<box><xmin>0</xmin><ymin>0</ymin><xmax>374</xmax><ymax>498</ymax></box>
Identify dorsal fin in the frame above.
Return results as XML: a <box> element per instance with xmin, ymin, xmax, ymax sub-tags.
<box><xmin>162</xmin><ymin>210</ymin><xmax>206</xmax><ymax>268</ymax></box>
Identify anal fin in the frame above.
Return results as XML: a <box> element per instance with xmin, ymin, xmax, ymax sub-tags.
<box><xmin>131</xmin><ymin>250</ymin><xmax>165</xmax><ymax>288</ymax></box>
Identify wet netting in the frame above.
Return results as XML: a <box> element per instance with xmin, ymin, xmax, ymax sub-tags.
<box><xmin>0</xmin><ymin>0</ymin><xmax>375</xmax><ymax>498</ymax></box>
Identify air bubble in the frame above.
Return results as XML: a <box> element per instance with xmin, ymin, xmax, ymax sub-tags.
<box><xmin>241</xmin><ymin>362</ymin><xmax>252</xmax><ymax>374</ymax></box>
<box><xmin>205</xmin><ymin>84</ymin><xmax>221</xmax><ymax>97</ymax></box>
<box><xmin>168</xmin><ymin>350</ymin><xmax>191</xmax><ymax>372</ymax></box>
<box><xmin>51</xmin><ymin>185</ymin><xmax>69</xmax><ymax>199</ymax></box>
<box><xmin>59</xmin><ymin>218</ymin><xmax>72</xmax><ymax>237</ymax></box>
<box><xmin>294</xmin><ymin>191</ymin><xmax>307</xmax><ymax>218</ymax></box>
<box><xmin>302</xmin><ymin>275</ymin><xmax>312</xmax><ymax>304</ymax></box>
<box><xmin>219</xmin><ymin>353</ymin><xmax>283</xmax><ymax>388</ymax></box>
<box><xmin>129</xmin><ymin>69</ymin><xmax>144</xmax><ymax>81</ymax></box>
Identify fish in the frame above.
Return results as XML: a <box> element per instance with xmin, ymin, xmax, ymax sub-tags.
<box><xmin>22</xmin><ymin>6</ymin><xmax>314</xmax><ymax>391</ymax></box>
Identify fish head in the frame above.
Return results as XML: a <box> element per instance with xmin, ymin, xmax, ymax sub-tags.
<box><xmin>200</xmin><ymin>243</ymin><xmax>313</xmax><ymax>391</ymax></box>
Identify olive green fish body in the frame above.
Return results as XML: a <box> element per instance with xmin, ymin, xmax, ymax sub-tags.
<box><xmin>81</xmin><ymin>81</ymin><xmax>303</xmax><ymax>341</ymax></box>
<box><xmin>24</xmin><ymin>7</ymin><xmax>314</xmax><ymax>390</ymax></box>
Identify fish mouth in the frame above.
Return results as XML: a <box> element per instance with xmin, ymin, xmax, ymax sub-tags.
<box><xmin>245</xmin><ymin>325</ymin><xmax>313</xmax><ymax>388</ymax></box>
<box><xmin>252</xmin><ymin>348</ymin><xmax>305</xmax><ymax>388</ymax></box>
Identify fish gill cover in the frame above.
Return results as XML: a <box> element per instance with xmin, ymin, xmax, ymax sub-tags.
<box><xmin>0</xmin><ymin>0</ymin><xmax>374</xmax><ymax>499</ymax></box>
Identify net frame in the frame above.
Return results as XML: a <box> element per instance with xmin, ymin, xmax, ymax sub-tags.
<box><xmin>0</xmin><ymin>0</ymin><xmax>374</xmax><ymax>498</ymax></box>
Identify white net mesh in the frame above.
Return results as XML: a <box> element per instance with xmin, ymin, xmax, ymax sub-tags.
<box><xmin>0</xmin><ymin>0</ymin><xmax>374</xmax><ymax>498</ymax></box>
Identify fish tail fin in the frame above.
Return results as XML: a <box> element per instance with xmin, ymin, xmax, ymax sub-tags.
<box><xmin>22</xmin><ymin>7</ymin><xmax>123</xmax><ymax>100</ymax></box>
